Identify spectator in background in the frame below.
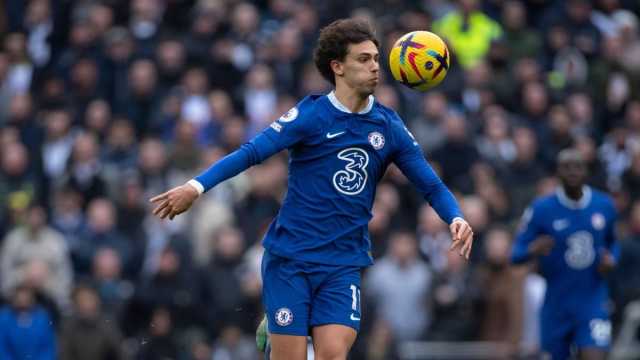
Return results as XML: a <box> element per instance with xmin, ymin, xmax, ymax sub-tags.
<box><xmin>428</xmin><ymin>246</ymin><xmax>479</xmax><ymax>341</ymax></box>
<box><xmin>135</xmin><ymin>242</ymin><xmax>204</xmax><ymax>333</ymax></box>
<box><xmin>431</xmin><ymin>111</ymin><xmax>480</xmax><ymax>192</ymax></box>
<box><xmin>0</xmin><ymin>285</ymin><xmax>57</xmax><ymax>360</ymax></box>
<box><xmin>41</xmin><ymin>107</ymin><xmax>76</xmax><ymax>184</ymax></box>
<box><xmin>119</xmin><ymin>59</ymin><xmax>161</xmax><ymax>137</ymax></box>
<box><xmin>506</xmin><ymin>126</ymin><xmax>547</xmax><ymax>216</ymax></box>
<box><xmin>611</xmin><ymin>200</ymin><xmax>640</xmax><ymax>323</ymax></box>
<box><xmin>366</xmin><ymin>231</ymin><xmax>433</xmax><ymax>341</ymax></box>
<box><xmin>203</xmin><ymin>226</ymin><xmax>257</xmax><ymax>335</ymax></box>
<box><xmin>59</xmin><ymin>284</ymin><xmax>125</xmax><ymax>360</ymax></box>
<box><xmin>136</xmin><ymin>307</ymin><xmax>179</xmax><ymax>360</ymax></box>
<box><xmin>75</xmin><ymin>198</ymin><xmax>133</xmax><ymax>276</ymax></box>
<box><xmin>0</xmin><ymin>140</ymin><xmax>40</xmax><ymax>235</ymax></box>
<box><xmin>211</xmin><ymin>325</ymin><xmax>259</xmax><ymax>360</ymax></box>
<box><xmin>501</xmin><ymin>0</ymin><xmax>542</xmax><ymax>64</ymax></box>
<box><xmin>476</xmin><ymin>227</ymin><xmax>524</xmax><ymax>354</ymax></box>
<box><xmin>432</xmin><ymin>0</ymin><xmax>503</xmax><ymax>69</ymax></box>
<box><xmin>64</xmin><ymin>132</ymin><xmax>107</xmax><ymax>206</ymax></box>
<box><xmin>90</xmin><ymin>248</ymin><xmax>134</xmax><ymax>322</ymax></box>
<box><xmin>0</xmin><ymin>204</ymin><xmax>72</xmax><ymax>312</ymax></box>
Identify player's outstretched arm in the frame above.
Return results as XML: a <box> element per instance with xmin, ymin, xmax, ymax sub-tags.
<box><xmin>390</xmin><ymin>119</ymin><xmax>473</xmax><ymax>259</ymax></box>
<box><xmin>149</xmin><ymin>131</ymin><xmax>282</xmax><ymax>220</ymax></box>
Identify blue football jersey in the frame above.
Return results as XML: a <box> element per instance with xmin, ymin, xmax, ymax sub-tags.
<box><xmin>250</xmin><ymin>92</ymin><xmax>461</xmax><ymax>266</ymax></box>
<box><xmin>512</xmin><ymin>186</ymin><xmax>619</xmax><ymax>307</ymax></box>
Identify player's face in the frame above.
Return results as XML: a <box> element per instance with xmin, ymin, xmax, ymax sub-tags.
<box><xmin>338</xmin><ymin>40</ymin><xmax>380</xmax><ymax>95</ymax></box>
<box><xmin>558</xmin><ymin>159</ymin><xmax>587</xmax><ymax>189</ymax></box>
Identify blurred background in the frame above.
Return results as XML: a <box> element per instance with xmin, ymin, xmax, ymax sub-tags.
<box><xmin>0</xmin><ymin>0</ymin><xmax>640</xmax><ymax>359</ymax></box>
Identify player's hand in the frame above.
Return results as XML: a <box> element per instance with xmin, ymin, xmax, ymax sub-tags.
<box><xmin>149</xmin><ymin>183</ymin><xmax>200</xmax><ymax>220</ymax></box>
<box><xmin>449</xmin><ymin>218</ymin><xmax>473</xmax><ymax>260</ymax></box>
<box><xmin>597</xmin><ymin>249</ymin><xmax>616</xmax><ymax>275</ymax></box>
<box><xmin>528</xmin><ymin>235</ymin><xmax>554</xmax><ymax>257</ymax></box>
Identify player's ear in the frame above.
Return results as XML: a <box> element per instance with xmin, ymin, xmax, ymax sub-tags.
<box><xmin>330</xmin><ymin>59</ymin><xmax>344</xmax><ymax>77</ymax></box>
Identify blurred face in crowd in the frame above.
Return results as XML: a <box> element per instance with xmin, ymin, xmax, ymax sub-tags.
<box><xmin>548</xmin><ymin>105</ymin><xmax>571</xmax><ymax>137</ymax></box>
<box><xmin>503</xmin><ymin>0</ymin><xmax>526</xmax><ymax>31</ymax></box>
<box><xmin>389</xmin><ymin>232</ymin><xmax>418</xmax><ymax>266</ymax></box>
<box><xmin>139</xmin><ymin>139</ymin><xmax>167</xmax><ymax>173</ymax></box>
<box><xmin>513</xmin><ymin>126</ymin><xmax>538</xmax><ymax>162</ymax></box>
<box><xmin>106</xmin><ymin>28</ymin><xmax>134</xmax><ymax>62</ymax></box>
<box><xmin>423</xmin><ymin>91</ymin><xmax>448</xmax><ymax>121</ymax></box>
<box><xmin>484</xmin><ymin>228</ymin><xmax>511</xmax><ymax>268</ymax></box>
<box><xmin>483</xmin><ymin>106</ymin><xmax>510</xmax><ymax>142</ymax></box>
<box><xmin>156</xmin><ymin>39</ymin><xmax>185</xmax><ymax>74</ymax></box>
<box><xmin>443</xmin><ymin>112</ymin><xmax>468</xmax><ymax>142</ymax></box>
<box><xmin>72</xmin><ymin>133</ymin><xmax>99</xmax><ymax>164</ymax></box>
<box><xmin>71</xmin><ymin>58</ymin><xmax>99</xmax><ymax>92</ymax></box>
<box><xmin>89</xmin><ymin>3</ymin><xmax>114</xmax><ymax>36</ymax></box>
<box><xmin>332</xmin><ymin>40</ymin><xmax>379</xmax><ymax>97</ymax></box>
<box><xmin>9</xmin><ymin>94</ymin><xmax>33</xmax><ymax>123</ymax></box>
<box><xmin>158</xmin><ymin>247</ymin><xmax>180</xmax><ymax>275</ymax></box>
<box><xmin>12</xmin><ymin>287</ymin><xmax>35</xmax><ymax>311</ymax></box>
<box><xmin>461</xmin><ymin>196</ymin><xmax>489</xmax><ymax>232</ymax></box>
<box><xmin>231</xmin><ymin>2</ymin><xmax>259</xmax><ymax>36</ymax></box>
<box><xmin>85</xmin><ymin>99</ymin><xmax>112</xmax><ymax>134</ymax></box>
<box><xmin>4</xmin><ymin>33</ymin><xmax>27</xmax><ymax>61</ymax></box>
<box><xmin>557</xmin><ymin>150</ymin><xmax>588</xmax><ymax>190</ymax></box>
<box><xmin>1</xmin><ymin>142</ymin><xmax>29</xmax><ymax>176</ymax></box>
<box><xmin>107</xmin><ymin>119</ymin><xmax>136</xmax><ymax>149</ymax></box>
<box><xmin>45</xmin><ymin>109</ymin><xmax>71</xmax><ymax>140</ymax></box>
<box><xmin>87</xmin><ymin>199</ymin><xmax>116</xmax><ymax>233</ymax></box>
<box><xmin>26</xmin><ymin>205</ymin><xmax>47</xmax><ymax>231</ymax></box>
<box><xmin>25</xmin><ymin>0</ymin><xmax>50</xmax><ymax>27</ymax></box>
<box><xmin>75</xmin><ymin>286</ymin><xmax>100</xmax><ymax>320</ymax></box>
<box><xmin>215</xmin><ymin>227</ymin><xmax>245</xmax><ymax>261</ymax></box>
<box><xmin>182</xmin><ymin>67</ymin><xmax>209</xmax><ymax>95</ymax></box>
<box><xmin>129</xmin><ymin>60</ymin><xmax>157</xmax><ymax>97</ymax></box>
<box><xmin>522</xmin><ymin>82</ymin><xmax>548</xmax><ymax>117</ymax></box>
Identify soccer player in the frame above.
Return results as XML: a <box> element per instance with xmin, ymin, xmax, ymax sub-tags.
<box><xmin>150</xmin><ymin>19</ymin><xmax>474</xmax><ymax>360</ymax></box>
<box><xmin>511</xmin><ymin>149</ymin><xmax>618</xmax><ymax>360</ymax></box>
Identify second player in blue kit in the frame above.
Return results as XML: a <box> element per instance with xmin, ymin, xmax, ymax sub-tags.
<box><xmin>512</xmin><ymin>149</ymin><xmax>619</xmax><ymax>360</ymax></box>
<box><xmin>150</xmin><ymin>19</ymin><xmax>474</xmax><ymax>360</ymax></box>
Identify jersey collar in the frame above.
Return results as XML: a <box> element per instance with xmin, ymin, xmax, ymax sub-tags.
<box><xmin>555</xmin><ymin>185</ymin><xmax>592</xmax><ymax>209</ymax></box>
<box><xmin>327</xmin><ymin>90</ymin><xmax>374</xmax><ymax>114</ymax></box>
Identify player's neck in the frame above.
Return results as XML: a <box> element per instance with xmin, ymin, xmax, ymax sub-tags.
<box><xmin>563</xmin><ymin>185</ymin><xmax>584</xmax><ymax>201</ymax></box>
<box><xmin>333</xmin><ymin>85</ymin><xmax>370</xmax><ymax>113</ymax></box>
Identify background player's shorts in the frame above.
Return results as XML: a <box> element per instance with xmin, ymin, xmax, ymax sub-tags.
<box><xmin>541</xmin><ymin>303</ymin><xmax>612</xmax><ymax>359</ymax></box>
<box><xmin>261</xmin><ymin>250</ymin><xmax>362</xmax><ymax>336</ymax></box>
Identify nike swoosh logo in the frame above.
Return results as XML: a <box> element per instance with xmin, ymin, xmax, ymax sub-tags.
<box><xmin>326</xmin><ymin>131</ymin><xmax>346</xmax><ymax>139</ymax></box>
<box><xmin>350</xmin><ymin>314</ymin><xmax>360</xmax><ymax>321</ymax></box>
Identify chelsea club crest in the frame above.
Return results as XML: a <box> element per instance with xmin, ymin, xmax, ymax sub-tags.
<box><xmin>368</xmin><ymin>132</ymin><xmax>385</xmax><ymax>150</ymax></box>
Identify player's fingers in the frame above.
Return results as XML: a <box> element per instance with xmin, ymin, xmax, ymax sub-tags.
<box><xmin>158</xmin><ymin>204</ymin><xmax>174</xmax><ymax>219</ymax></box>
<box><xmin>463</xmin><ymin>234</ymin><xmax>473</xmax><ymax>259</ymax></box>
<box><xmin>152</xmin><ymin>200</ymin><xmax>169</xmax><ymax>216</ymax></box>
<box><xmin>150</xmin><ymin>192</ymin><xmax>169</xmax><ymax>203</ymax></box>
<box><xmin>459</xmin><ymin>229</ymin><xmax>473</xmax><ymax>256</ymax></box>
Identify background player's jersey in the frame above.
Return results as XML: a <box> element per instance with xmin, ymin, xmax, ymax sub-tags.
<box><xmin>253</xmin><ymin>93</ymin><xmax>461</xmax><ymax>266</ymax></box>
<box><xmin>511</xmin><ymin>187</ymin><xmax>619</xmax><ymax>308</ymax></box>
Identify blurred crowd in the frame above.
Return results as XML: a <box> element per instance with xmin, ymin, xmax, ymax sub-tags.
<box><xmin>0</xmin><ymin>0</ymin><xmax>640</xmax><ymax>359</ymax></box>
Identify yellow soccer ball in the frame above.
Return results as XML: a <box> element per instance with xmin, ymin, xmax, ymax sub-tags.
<box><xmin>388</xmin><ymin>31</ymin><xmax>450</xmax><ymax>91</ymax></box>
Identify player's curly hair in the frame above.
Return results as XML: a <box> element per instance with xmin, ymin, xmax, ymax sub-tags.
<box><xmin>314</xmin><ymin>18</ymin><xmax>379</xmax><ymax>86</ymax></box>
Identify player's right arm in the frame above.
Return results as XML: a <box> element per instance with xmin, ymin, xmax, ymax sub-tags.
<box><xmin>511</xmin><ymin>203</ymin><xmax>553</xmax><ymax>264</ymax></box>
<box><xmin>150</xmin><ymin>97</ymin><xmax>318</xmax><ymax>219</ymax></box>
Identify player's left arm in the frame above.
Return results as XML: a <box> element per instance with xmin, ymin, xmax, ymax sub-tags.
<box><xmin>599</xmin><ymin>198</ymin><xmax>620</xmax><ymax>274</ymax></box>
<box><xmin>390</xmin><ymin>117</ymin><xmax>473</xmax><ymax>259</ymax></box>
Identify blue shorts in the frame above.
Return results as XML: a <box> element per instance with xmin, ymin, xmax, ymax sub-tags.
<box><xmin>261</xmin><ymin>250</ymin><xmax>362</xmax><ymax>336</ymax></box>
<box><xmin>541</xmin><ymin>301</ymin><xmax>611</xmax><ymax>359</ymax></box>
